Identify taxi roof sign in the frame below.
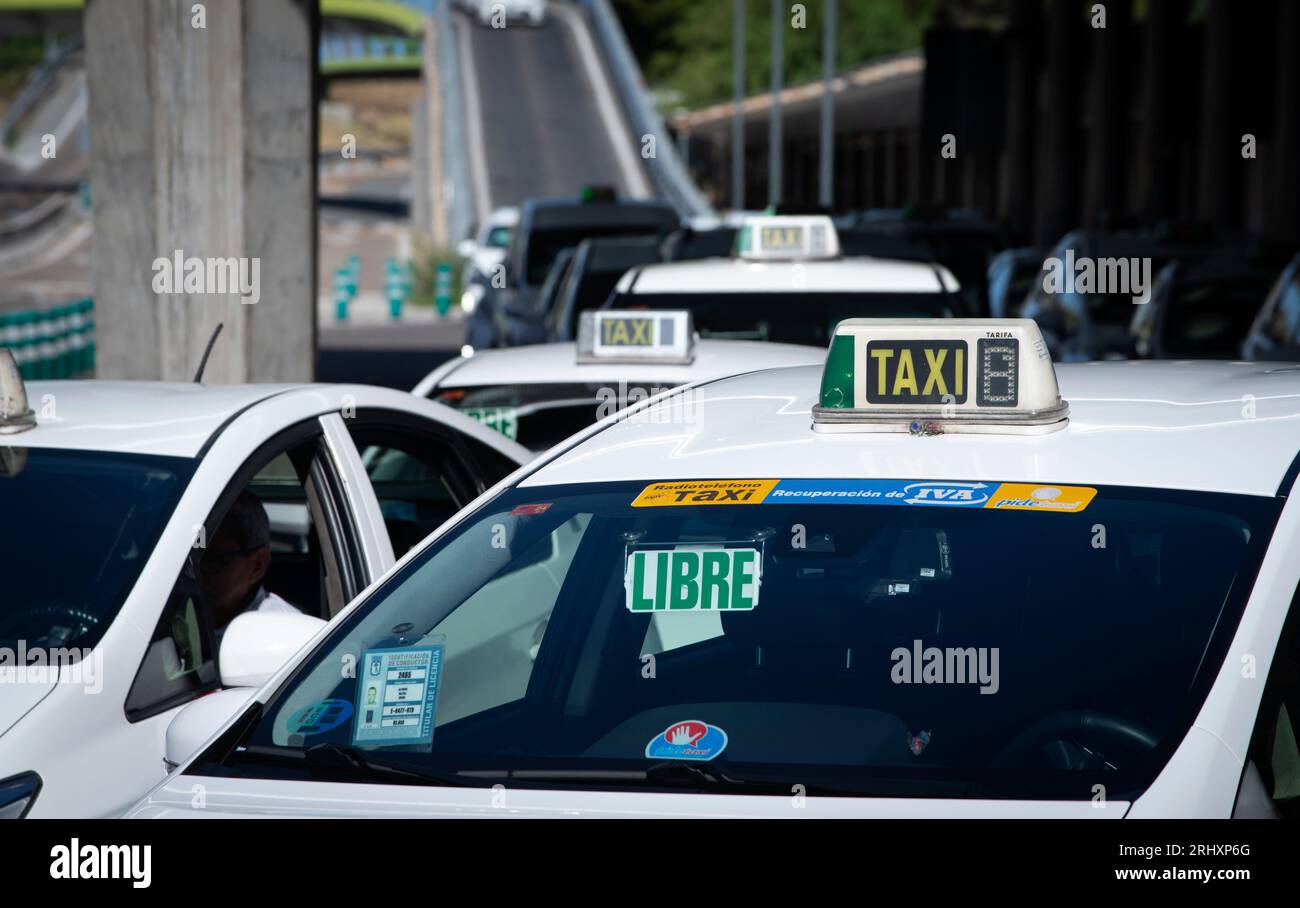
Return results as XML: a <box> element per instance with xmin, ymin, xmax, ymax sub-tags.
<box><xmin>813</xmin><ymin>318</ymin><xmax>1069</xmax><ymax>434</ymax></box>
<box><xmin>735</xmin><ymin>215</ymin><xmax>840</xmax><ymax>261</ymax></box>
<box><xmin>577</xmin><ymin>310</ymin><xmax>695</xmax><ymax>365</ymax></box>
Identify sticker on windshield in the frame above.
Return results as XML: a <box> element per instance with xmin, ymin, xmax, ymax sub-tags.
<box><xmin>984</xmin><ymin>483</ymin><xmax>1096</xmax><ymax>513</ymax></box>
<box><xmin>351</xmin><ymin>644</ymin><xmax>444</xmax><ymax>747</ymax></box>
<box><xmin>287</xmin><ymin>699</ymin><xmax>353</xmax><ymax>736</ymax></box>
<box><xmin>626</xmin><ymin>548</ymin><xmax>761</xmax><ymax>612</ymax></box>
<box><xmin>764</xmin><ymin>479</ymin><xmax>1096</xmax><ymax>513</ymax></box>
<box><xmin>463</xmin><ymin>406</ymin><xmax>518</xmax><ymax>441</ymax></box>
<box><xmin>511</xmin><ymin>503</ymin><xmax>552</xmax><ymax>516</ymax></box>
<box><xmin>632</xmin><ymin>480</ymin><xmax>778</xmax><ymax>507</ymax></box>
<box><xmin>645</xmin><ymin>720</ymin><xmax>728</xmax><ymax>762</ymax></box>
<box><xmin>767</xmin><ymin>479</ymin><xmax>992</xmax><ymax>506</ymax></box>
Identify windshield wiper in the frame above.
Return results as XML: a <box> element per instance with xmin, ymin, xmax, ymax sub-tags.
<box><xmin>235</xmin><ymin>743</ymin><xmax>474</xmax><ymax>788</ymax></box>
<box><xmin>464</xmin><ymin>762</ymin><xmax>825</xmax><ymax>795</ymax></box>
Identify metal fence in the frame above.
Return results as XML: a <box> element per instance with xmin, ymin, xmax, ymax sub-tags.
<box><xmin>580</xmin><ymin>0</ymin><xmax>712</xmax><ymax>218</ymax></box>
<box><xmin>0</xmin><ymin>300</ymin><xmax>95</xmax><ymax>380</ymax></box>
<box><xmin>435</xmin><ymin>0</ymin><xmax>476</xmax><ymax>243</ymax></box>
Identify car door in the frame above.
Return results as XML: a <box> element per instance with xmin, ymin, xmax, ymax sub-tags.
<box><xmin>103</xmin><ymin>418</ymin><xmax>368</xmax><ymax>818</ymax></box>
<box><xmin>328</xmin><ymin>404</ymin><xmax>526</xmax><ymax>581</ymax></box>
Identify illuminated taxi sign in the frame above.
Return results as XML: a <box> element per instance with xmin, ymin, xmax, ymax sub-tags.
<box><xmin>577</xmin><ymin>310</ymin><xmax>695</xmax><ymax>365</ymax></box>
<box><xmin>734</xmin><ymin>215</ymin><xmax>840</xmax><ymax>261</ymax></box>
<box><xmin>813</xmin><ymin>318</ymin><xmax>1068</xmax><ymax>434</ymax></box>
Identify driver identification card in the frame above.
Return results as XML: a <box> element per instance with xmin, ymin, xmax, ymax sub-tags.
<box><xmin>351</xmin><ymin>644</ymin><xmax>444</xmax><ymax>747</ymax></box>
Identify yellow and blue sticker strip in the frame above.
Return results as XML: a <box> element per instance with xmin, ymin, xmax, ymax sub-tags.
<box><xmin>633</xmin><ymin>479</ymin><xmax>1096</xmax><ymax>514</ymax></box>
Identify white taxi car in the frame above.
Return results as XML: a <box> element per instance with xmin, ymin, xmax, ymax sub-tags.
<box><xmin>0</xmin><ymin>356</ymin><xmax>528</xmax><ymax>819</ymax></box>
<box><xmin>413</xmin><ymin>310</ymin><xmax>822</xmax><ymax>451</ymax></box>
<box><xmin>128</xmin><ymin>320</ymin><xmax>1300</xmax><ymax>818</ymax></box>
<box><xmin>604</xmin><ymin>215</ymin><xmax>962</xmax><ymax>348</ymax></box>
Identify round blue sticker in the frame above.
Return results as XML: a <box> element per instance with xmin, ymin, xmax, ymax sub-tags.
<box><xmin>288</xmin><ymin>699</ymin><xmax>354</xmax><ymax>735</ymax></box>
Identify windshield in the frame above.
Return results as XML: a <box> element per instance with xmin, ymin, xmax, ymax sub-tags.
<box><xmin>0</xmin><ymin>447</ymin><xmax>194</xmax><ymax>649</ymax></box>
<box><xmin>484</xmin><ymin>226</ymin><xmax>512</xmax><ymax>248</ymax></box>
<box><xmin>524</xmin><ymin>225</ymin><xmax>667</xmax><ymax>286</ymax></box>
<box><xmin>616</xmin><ymin>292</ymin><xmax>957</xmax><ymax>346</ymax></box>
<box><xmin>433</xmin><ymin>382</ymin><xmax>673</xmax><ymax>452</ymax></box>
<box><xmin>210</xmin><ymin>479</ymin><xmax>1276</xmax><ymax>801</ymax></box>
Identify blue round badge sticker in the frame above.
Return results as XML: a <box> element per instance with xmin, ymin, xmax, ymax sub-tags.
<box><xmin>288</xmin><ymin>699</ymin><xmax>354</xmax><ymax>736</ymax></box>
<box><xmin>644</xmin><ymin>720</ymin><xmax>728</xmax><ymax>762</ymax></box>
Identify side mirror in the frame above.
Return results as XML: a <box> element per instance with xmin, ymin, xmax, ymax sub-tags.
<box><xmin>164</xmin><ymin>687</ymin><xmax>256</xmax><ymax>772</ymax></box>
<box><xmin>456</xmin><ymin>238</ymin><xmax>477</xmax><ymax>258</ymax></box>
<box><xmin>219</xmin><ymin>610</ymin><xmax>326</xmax><ymax>689</ymax></box>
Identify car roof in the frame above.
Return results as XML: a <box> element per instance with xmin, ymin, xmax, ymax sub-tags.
<box><xmin>417</xmin><ymin>339</ymin><xmax>824</xmax><ymax>391</ymax></box>
<box><xmin>523</xmin><ymin>360</ymin><xmax>1300</xmax><ymax>498</ymax></box>
<box><xmin>0</xmin><ymin>382</ymin><xmax>305</xmax><ymax>458</ymax></box>
<box><xmin>618</xmin><ymin>257</ymin><xmax>961</xmax><ymax>295</ymax></box>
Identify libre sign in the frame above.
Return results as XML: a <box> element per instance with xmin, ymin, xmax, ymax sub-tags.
<box><xmin>625</xmin><ymin>548</ymin><xmax>761</xmax><ymax>612</ymax></box>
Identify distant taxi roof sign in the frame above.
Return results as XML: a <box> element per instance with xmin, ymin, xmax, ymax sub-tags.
<box><xmin>735</xmin><ymin>215</ymin><xmax>840</xmax><ymax>261</ymax></box>
<box><xmin>577</xmin><ymin>310</ymin><xmax>695</xmax><ymax>365</ymax></box>
<box><xmin>813</xmin><ymin>318</ymin><xmax>1069</xmax><ymax>434</ymax></box>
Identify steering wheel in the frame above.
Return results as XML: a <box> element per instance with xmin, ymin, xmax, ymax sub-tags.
<box><xmin>0</xmin><ymin>605</ymin><xmax>102</xmax><ymax>648</ymax></box>
<box><xmin>990</xmin><ymin>710</ymin><xmax>1160</xmax><ymax>770</ymax></box>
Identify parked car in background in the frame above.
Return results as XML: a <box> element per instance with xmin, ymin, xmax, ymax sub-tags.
<box><xmin>466</xmin><ymin>189</ymin><xmax>678</xmax><ymax>351</ymax></box>
<box><xmin>1019</xmin><ymin>226</ymin><xmax>1217</xmax><ymax>361</ymax></box>
<box><xmin>987</xmin><ymin>247</ymin><xmax>1045</xmax><ymax>319</ymax></box>
<box><xmin>1242</xmin><ymin>253</ymin><xmax>1300</xmax><ymax>361</ymax></box>
<box><xmin>542</xmin><ymin>236</ymin><xmax>663</xmax><ymax>343</ymax></box>
<box><xmin>1131</xmin><ymin>253</ymin><xmax>1285</xmax><ymax>359</ymax></box>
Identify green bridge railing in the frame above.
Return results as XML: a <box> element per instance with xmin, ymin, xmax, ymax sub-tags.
<box><xmin>0</xmin><ymin>299</ymin><xmax>95</xmax><ymax>379</ymax></box>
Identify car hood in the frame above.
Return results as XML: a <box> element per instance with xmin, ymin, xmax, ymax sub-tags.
<box><xmin>0</xmin><ymin>668</ymin><xmax>58</xmax><ymax>739</ymax></box>
<box><xmin>126</xmin><ymin>775</ymin><xmax>1128</xmax><ymax>818</ymax></box>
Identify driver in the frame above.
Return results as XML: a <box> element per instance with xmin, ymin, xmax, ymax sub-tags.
<box><xmin>201</xmin><ymin>491</ymin><xmax>300</xmax><ymax>633</ymax></box>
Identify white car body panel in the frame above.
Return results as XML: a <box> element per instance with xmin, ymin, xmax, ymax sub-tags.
<box><xmin>411</xmin><ymin>339</ymin><xmax>825</xmax><ymax>398</ymax></box>
<box><xmin>126</xmin><ymin>360</ymin><xmax>1300</xmax><ymax>818</ymax></box>
<box><xmin>618</xmin><ymin>257</ymin><xmax>961</xmax><ymax>295</ymax></box>
<box><xmin>127</xmin><ymin>775</ymin><xmax>1127</xmax><ymax>819</ymax></box>
<box><xmin>0</xmin><ymin>382</ymin><xmax>528</xmax><ymax>817</ymax></box>
<box><xmin>525</xmin><ymin>361</ymin><xmax>1300</xmax><ymax>497</ymax></box>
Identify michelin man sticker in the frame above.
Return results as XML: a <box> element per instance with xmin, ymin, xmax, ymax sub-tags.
<box><xmin>352</xmin><ymin>644</ymin><xmax>444</xmax><ymax>747</ymax></box>
<box><xmin>644</xmin><ymin>720</ymin><xmax>729</xmax><ymax>762</ymax></box>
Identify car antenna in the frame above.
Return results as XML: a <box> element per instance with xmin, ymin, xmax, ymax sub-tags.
<box><xmin>194</xmin><ymin>322</ymin><xmax>224</xmax><ymax>383</ymax></box>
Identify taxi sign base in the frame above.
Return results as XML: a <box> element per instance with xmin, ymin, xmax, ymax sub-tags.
<box><xmin>811</xmin><ymin>402</ymin><xmax>1069</xmax><ymax>435</ymax></box>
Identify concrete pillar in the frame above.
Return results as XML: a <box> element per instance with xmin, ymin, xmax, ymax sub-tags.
<box><xmin>86</xmin><ymin>0</ymin><xmax>318</xmax><ymax>383</ymax></box>
<box><xmin>421</xmin><ymin>12</ymin><xmax>447</xmax><ymax>248</ymax></box>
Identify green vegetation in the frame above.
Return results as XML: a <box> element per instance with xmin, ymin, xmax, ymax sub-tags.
<box><xmin>319</xmin><ymin>0</ymin><xmax>424</xmax><ymax>36</ymax></box>
<box><xmin>615</xmin><ymin>0</ymin><xmax>946</xmax><ymax>110</ymax></box>
<box><xmin>319</xmin><ymin>54</ymin><xmax>422</xmax><ymax>77</ymax></box>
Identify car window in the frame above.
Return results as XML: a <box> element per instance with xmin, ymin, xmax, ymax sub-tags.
<box><xmin>1247</xmin><ymin>580</ymin><xmax>1300</xmax><ymax>818</ymax></box>
<box><xmin>434</xmin><ymin>382</ymin><xmax>671</xmax><ymax>452</ymax></box>
<box><xmin>0</xmin><ymin>448</ymin><xmax>194</xmax><ymax>653</ymax></box>
<box><xmin>346</xmin><ymin>413</ymin><xmax>483</xmax><ymax>558</ymax></box>
<box><xmin>617</xmin><ymin>291</ymin><xmax>956</xmax><ymax>346</ymax></box>
<box><xmin>1264</xmin><ymin>266</ymin><xmax>1300</xmax><ymax>347</ymax></box>
<box><xmin>222</xmin><ymin>480</ymin><xmax>1279</xmax><ymax>801</ymax></box>
<box><xmin>126</xmin><ymin>429</ymin><xmax>355</xmax><ymax>720</ymax></box>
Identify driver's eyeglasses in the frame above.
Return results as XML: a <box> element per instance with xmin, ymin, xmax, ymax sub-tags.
<box><xmin>200</xmin><ymin>546</ymin><xmax>260</xmax><ymax>572</ymax></box>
